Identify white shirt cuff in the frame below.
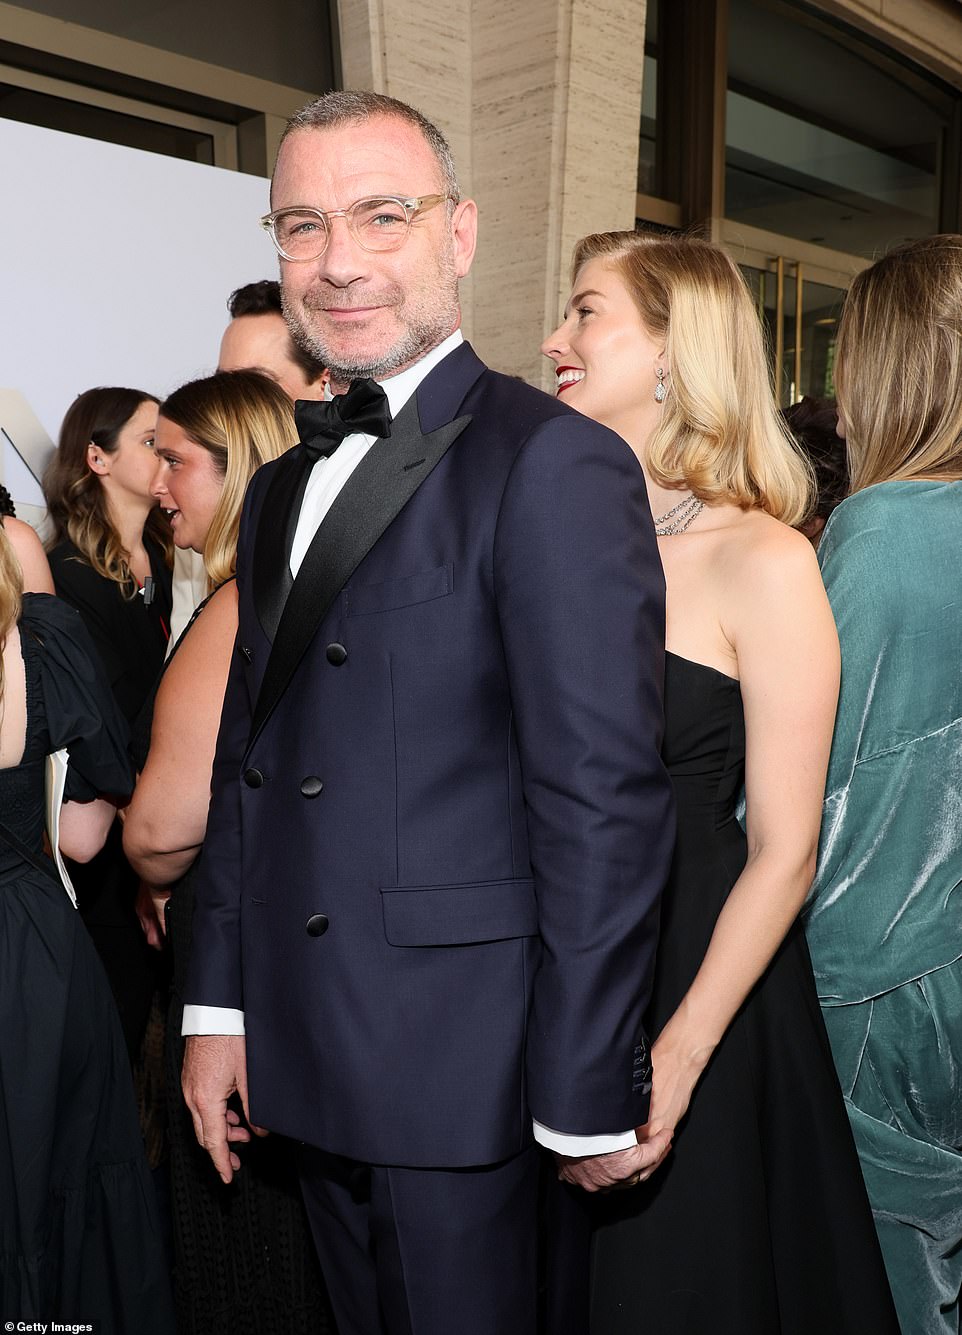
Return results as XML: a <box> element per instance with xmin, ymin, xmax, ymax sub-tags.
<box><xmin>532</xmin><ymin>1120</ymin><xmax>638</xmax><ymax>1155</ymax></box>
<box><xmin>182</xmin><ymin>1004</ymin><xmax>246</xmax><ymax>1036</ymax></box>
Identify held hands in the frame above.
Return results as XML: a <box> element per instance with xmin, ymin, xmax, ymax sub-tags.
<box><xmin>182</xmin><ymin>1034</ymin><xmax>269</xmax><ymax>1184</ymax></box>
<box><xmin>555</xmin><ymin>1127</ymin><xmax>673</xmax><ymax>1192</ymax></box>
<box><xmin>556</xmin><ymin>1023</ymin><xmax>711</xmax><ymax>1193</ymax></box>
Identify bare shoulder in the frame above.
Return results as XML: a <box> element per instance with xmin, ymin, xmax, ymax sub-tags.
<box><xmin>162</xmin><ymin>582</ymin><xmax>238</xmax><ymax>699</ymax></box>
<box><xmin>4</xmin><ymin>518</ymin><xmax>54</xmax><ymax>594</ymax></box>
<box><xmin>716</xmin><ymin>509</ymin><xmax>821</xmax><ymax>596</ymax></box>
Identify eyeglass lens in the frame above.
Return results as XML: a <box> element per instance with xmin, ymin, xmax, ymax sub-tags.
<box><xmin>273</xmin><ymin>197</ymin><xmax>413</xmax><ymax>257</ymax></box>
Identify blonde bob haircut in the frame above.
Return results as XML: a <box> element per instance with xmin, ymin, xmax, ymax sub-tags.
<box><xmin>0</xmin><ymin>520</ymin><xmax>23</xmax><ymax>711</ymax></box>
<box><xmin>572</xmin><ymin>231</ymin><xmax>812</xmax><ymax>526</ymax></box>
<box><xmin>158</xmin><ymin>370</ymin><xmax>296</xmax><ymax>590</ymax></box>
<box><xmin>835</xmin><ymin>234</ymin><xmax>962</xmax><ymax>494</ymax></box>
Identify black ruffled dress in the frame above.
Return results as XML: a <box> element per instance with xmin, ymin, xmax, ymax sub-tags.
<box><xmin>0</xmin><ymin>594</ymin><xmax>174</xmax><ymax>1331</ymax></box>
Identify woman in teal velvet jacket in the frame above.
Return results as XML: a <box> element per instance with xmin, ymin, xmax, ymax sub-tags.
<box><xmin>806</xmin><ymin>234</ymin><xmax>962</xmax><ymax>1335</ymax></box>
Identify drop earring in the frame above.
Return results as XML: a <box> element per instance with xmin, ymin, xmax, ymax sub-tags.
<box><xmin>654</xmin><ymin>367</ymin><xmax>667</xmax><ymax>404</ymax></box>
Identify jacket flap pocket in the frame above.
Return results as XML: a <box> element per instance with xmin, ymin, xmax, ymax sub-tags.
<box><xmin>345</xmin><ymin>563</ymin><xmax>453</xmax><ymax>617</ymax></box>
<box><xmin>381</xmin><ymin>878</ymin><xmax>537</xmax><ymax>946</ymax></box>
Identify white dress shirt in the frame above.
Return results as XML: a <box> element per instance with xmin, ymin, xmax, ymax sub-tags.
<box><xmin>182</xmin><ymin>327</ymin><xmax>637</xmax><ymax>1157</ymax></box>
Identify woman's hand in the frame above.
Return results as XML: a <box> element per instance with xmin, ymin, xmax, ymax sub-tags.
<box><xmin>641</xmin><ymin>1021</ymin><xmax>716</xmax><ymax>1147</ymax></box>
<box><xmin>135</xmin><ymin>879</ymin><xmax>171</xmax><ymax>950</ymax></box>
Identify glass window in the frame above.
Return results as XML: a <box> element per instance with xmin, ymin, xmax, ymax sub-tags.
<box><xmin>727</xmin><ymin>0</ymin><xmax>954</xmax><ymax>257</ymax></box>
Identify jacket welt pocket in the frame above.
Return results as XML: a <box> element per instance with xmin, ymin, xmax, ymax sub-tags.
<box><xmin>381</xmin><ymin>877</ymin><xmax>537</xmax><ymax>946</ymax></box>
<box><xmin>344</xmin><ymin>563</ymin><xmax>453</xmax><ymax>617</ymax></box>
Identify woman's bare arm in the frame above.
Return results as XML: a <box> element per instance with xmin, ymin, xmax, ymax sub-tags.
<box><xmin>124</xmin><ymin>581</ymin><xmax>238</xmax><ymax>883</ymax></box>
<box><xmin>645</xmin><ymin>525</ymin><xmax>840</xmax><ymax>1143</ymax></box>
<box><xmin>59</xmin><ymin>797</ymin><xmax>118</xmax><ymax>862</ymax></box>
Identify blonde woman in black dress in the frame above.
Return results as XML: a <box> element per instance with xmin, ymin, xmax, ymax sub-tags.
<box><xmin>542</xmin><ymin>231</ymin><xmax>897</xmax><ymax>1334</ymax></box>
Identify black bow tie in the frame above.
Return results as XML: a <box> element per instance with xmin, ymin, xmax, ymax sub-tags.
<box><xmin>294</xmin><ymin>379</ymin><xmax>393</xmax><ymax>463</ymax></box>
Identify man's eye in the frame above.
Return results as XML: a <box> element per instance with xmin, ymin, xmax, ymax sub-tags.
<box><xmin>355</xmin><ymin>201</ymin><xmax>407</xmax><ymax>229</ymax></box>
<box><xmin>278</xmin><ymin>215</ymin><xmax>324</xmax><ymax>241</ymax></box>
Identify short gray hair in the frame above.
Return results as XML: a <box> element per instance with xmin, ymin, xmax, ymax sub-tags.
<box><xmin>280</xmin><ymin>90</ymin><xmax>460</xmax><ymax>202</ymax></box>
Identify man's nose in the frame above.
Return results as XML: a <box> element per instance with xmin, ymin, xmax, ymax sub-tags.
<box><xmin>313</xmin><ymin>214</ymin><xmax>371</xmax><ymax>286</ymax></box>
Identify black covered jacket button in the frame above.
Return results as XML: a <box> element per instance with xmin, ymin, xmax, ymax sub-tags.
<box><xmin>300</xmin><ymin>776</ymin><xmax>324</xmax><ymax>798</ymax></box>
<box><xmin>243</xmin><ymin>768</ymin><xmax>265</xmax><ymax>788</ymax></box>
<box><xmin>326</xmin><ymin>642</ymin><xmax>348</xmax><ymax>666</ymax></box>
<box><xmin>306</xmin><ymin>913</ymin><xmax>330</xmax><ymax>937</ymax></box>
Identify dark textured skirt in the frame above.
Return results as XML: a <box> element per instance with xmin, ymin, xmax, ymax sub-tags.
<box><xmin>0</xmin><ymin>865</ymin><xmax>174</xmax><ymax>1331</ymax></box>
<box><xmin>164</xmin><ymin>870</ymin><xmax>337</xmax><ymax>1335</ymax></box>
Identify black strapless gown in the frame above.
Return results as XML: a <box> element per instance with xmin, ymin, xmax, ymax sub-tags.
<box><xmin>589</xmin><ymin>654</ymin><xmax>899</xmax><ymax>1334</ymax></box>
<box><xmin>0</xmin><ymin>595</ymin><xmax>174</xmax><ymax>1331</ymax></box>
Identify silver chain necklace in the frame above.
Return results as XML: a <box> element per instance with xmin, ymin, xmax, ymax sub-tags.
<box><xmin>653</xmin><ymin>492</ymin><xmax>705</xmax><ymax>536</ymax></box>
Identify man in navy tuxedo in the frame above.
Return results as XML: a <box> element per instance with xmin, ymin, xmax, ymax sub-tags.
<box><xmin>182</xmin><ymin>90</ymin><xmax>675</xmax><ymax>1335</ymax></box>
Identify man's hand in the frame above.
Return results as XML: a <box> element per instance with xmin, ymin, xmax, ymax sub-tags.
<box><xmin>182</xmin><ymin>1034</ymin><xmax>268</xmax><ymax>1184</ymax></box>
<box><xmin>555</xmin><ymin>1127</ymin><xmax>673</xmax><ymax>1192</ymax></box>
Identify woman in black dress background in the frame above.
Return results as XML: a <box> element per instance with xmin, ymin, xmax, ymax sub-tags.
<box><xmin>541</xmin><ymin>232</ymin><xmax>897</xmax><ymax>1333</ymax></box>
<box><xmin>123</xmin><ymin>370</ymin><xmax>334</xmax><ymax>1335</ymax></box>
<box><xmin>43</xmin><ymin>387</ymin><xmax>173</xmax><ymax>1061</ymax></box>
<box><xmin>0</xmin><ymin>520</ymin><xmax>174</xmax><ymax>1331</ymax></box>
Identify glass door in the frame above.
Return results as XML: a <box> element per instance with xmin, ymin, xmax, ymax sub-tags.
<box><xmin>741</xmin><ymin>260</ymin><xmax>846</xmax><ymax>406</ymax></box>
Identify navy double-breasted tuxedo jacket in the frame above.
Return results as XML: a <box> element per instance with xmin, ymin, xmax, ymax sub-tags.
<box><xmin>186</xmin><ymin>341</ymin><xmax>675</xmax><ymax>1168</ymax></box>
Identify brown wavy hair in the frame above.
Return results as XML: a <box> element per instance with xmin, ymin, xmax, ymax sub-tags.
<box><xmin>572</xmin><ymin>231</ymin><xmax>812</xmax><ymax>525</ymax></box>
<box><xmin>158</xmin><ymin>370</ymin><xmax>296</xmax><ymax>590</ymax></box>
<box><xmin>44</xmin><ymin>387</ymin><xmax>173</xmax><ymax>596</ymax></box>
<box><xmin>835</xmin><ymin>234</ymin><xmax>962</xmax><ymax>493</ymax></box>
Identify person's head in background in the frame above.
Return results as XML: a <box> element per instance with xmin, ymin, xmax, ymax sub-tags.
<box><xmin>218</xmin><ymin>280</ymin><xmax>329</xmax><ymax>401</ymax></box>
<box><xmin>152</xmin><ymin>369</ymin><xmax>296</xmax><ymax>591</ymax></box>
<box><xmin>834</xmin><ymin>234</ymin><xmax>962</xmax><ymax>493</ymax></box>
<box><xmin>44</xmin><ymin>387</ymin><xmax>173</xmax><ymax>596</ymax></box>
<box><xmin>781</xmin><ymin>397</ymin><xmax>848</xmax><ymax>547</ymax></box>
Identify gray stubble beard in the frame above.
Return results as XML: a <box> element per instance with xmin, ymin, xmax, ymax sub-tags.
<box><xmin>280</xmin><ymin>249</ymin><xmax>461</xmax><ymax>385</ymax></box>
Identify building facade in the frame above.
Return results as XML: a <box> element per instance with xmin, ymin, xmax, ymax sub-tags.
<box><xmin>3</xmin><ymin>0</ymin><xmax>961</xmax><ymax>391</ymax></box>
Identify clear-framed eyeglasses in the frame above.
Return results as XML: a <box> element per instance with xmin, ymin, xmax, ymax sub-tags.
<box><xmin>260</xmin><ymin>194</ymin><xmax>455</xmax><ymax>262</ymax></box>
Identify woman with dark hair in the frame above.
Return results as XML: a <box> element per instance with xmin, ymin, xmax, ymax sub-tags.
<box><xmin>781</xmin><ymin>396</ymin><xmax>847</xmax><ymax>546</ymax></box>
<box><xmin>805</xmin><ymin>235</ymin><xmax>962</xmax><ymax>1334</ymax></box>
<box><xmin>542</xmin><ymin>230</ymin><xmax>897</xmax><ymax>1334</ymax></box>
<box><xmin>0</xmin><ymin>520</ymin><xmax>174</xmax><ymax>1332</ymax></box>
<box><xmin>123</xmin><ymin>370</ymin><xmax>334</xmax><ymax>1335</ymax></box>
<box><xmin>43</xmin><ymin>387</ymin><xmax>173</xmax><ymax>1061</ymax></box>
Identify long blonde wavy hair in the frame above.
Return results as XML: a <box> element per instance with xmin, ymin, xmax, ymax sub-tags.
<box><xmin>572</xmin><ymin>231</ymin><xmax>812</xmax><ymax>526</ymax></box>
<box><xmin>0</xmin><ymin>521</ymin><xmax>23</xmax><ymax>716</ymax></box>
<box><xmin>158</xmin><ymin>370</ymin><xmax>296</xmax><ymax>590</ymax></box>
<box><xmin>43</xmin><ymin>387</ymin><xmax>174</xmax><ymax>596</ymax></box>
<box><xmin>835</xmin><ymin>234</ymin><xmax>962</xmax><ymax>493</ymax></box>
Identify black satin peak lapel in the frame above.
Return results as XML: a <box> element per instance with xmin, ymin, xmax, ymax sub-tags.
<box><xmin>248</xmin><ymin>396</ymin><xmax>471</xmax><ymax>750</ymax></box>
<box><xmin>251</xmin><ymin>449</ymin><xmax>312</xmax><ymax>642</ymax></box>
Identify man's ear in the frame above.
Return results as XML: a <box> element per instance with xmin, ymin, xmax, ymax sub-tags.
<box><xmin>86</xmin><ymin>442</ymin><xmax>110</xmax><ymax>475</ymax></box>
<box><xmin>451</xmin><ymin>199</ymin><xmax>478</xmax><ymax>279</ymax></box>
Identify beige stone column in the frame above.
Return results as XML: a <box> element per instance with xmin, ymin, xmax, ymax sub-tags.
<box><xmin>337</xmin><ymin>0</ymin><xmax>647</xmax><ymax>388</ymax></box>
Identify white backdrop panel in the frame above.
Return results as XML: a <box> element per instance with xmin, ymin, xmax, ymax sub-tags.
<box><xmin>0</xmin><ymin>118</ymin><xmax>276</xmax><ymax>506</ymax></box>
